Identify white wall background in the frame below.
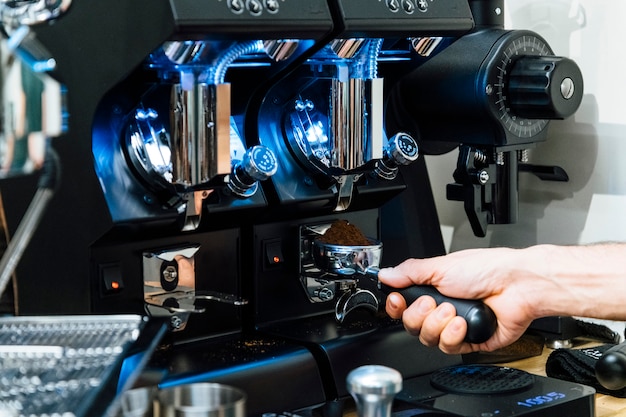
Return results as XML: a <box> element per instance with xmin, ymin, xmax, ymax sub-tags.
<box><xmin>427</xmin><ymin>0</ymin><xmax>626</xmax><ymax>252</ymax></box>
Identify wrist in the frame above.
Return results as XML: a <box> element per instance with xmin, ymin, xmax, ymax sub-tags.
<box><xmin>526</xmin><ymin>243</ymin><xmax>626</xmax><ymax>320</ymax></box>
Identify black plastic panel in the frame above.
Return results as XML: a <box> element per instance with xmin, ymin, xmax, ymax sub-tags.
<box><xmin>171</xmin><ymin>0</ymin><xmax>334</xmax><ymax>38</ymax></box>
<box><xmin>336</xmin><ymin>0</ymin><xmax>474</xmax><ymax>36</ymax></box>
<box><xmin>150</xmin><ymin>334</ymin><xmax>327</xmax><ymax>415</ymax></box>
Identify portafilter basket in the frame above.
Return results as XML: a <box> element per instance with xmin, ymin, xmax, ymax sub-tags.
<box><xmin>312</xmin><ymin>238</ymin><xmax>382</xmax><ymax>276</ymax></box>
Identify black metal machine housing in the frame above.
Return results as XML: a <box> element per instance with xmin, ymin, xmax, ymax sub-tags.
<box><xmin>0</xmin><ymin>0</ymin><xmax>586</xmax><ymax>416</ymax></box>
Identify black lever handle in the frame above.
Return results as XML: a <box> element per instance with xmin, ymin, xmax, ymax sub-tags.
<box><xmin>376</xmin><ymin>281</ymin><xmax>497</xmax><ymax>344</ymax></box>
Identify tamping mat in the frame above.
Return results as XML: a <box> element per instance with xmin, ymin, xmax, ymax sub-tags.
<box><xmin>430</xmin><ymin>364</ymin><xmax>535</xmax><ymax>395</ymax></box>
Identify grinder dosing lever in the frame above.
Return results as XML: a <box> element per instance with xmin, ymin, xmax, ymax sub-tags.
<box><xmin>312</xmin><ymin>239</ymin><xmax>497</xmax><ymax>344</ymax></box>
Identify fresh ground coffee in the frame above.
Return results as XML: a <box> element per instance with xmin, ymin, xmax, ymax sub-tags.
<box><xmin>318</xmin><ymin>220</ymin><xmax>371</xmax><ymax>246</ymax></box>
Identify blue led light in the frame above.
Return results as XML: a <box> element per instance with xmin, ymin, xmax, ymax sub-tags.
<box><xmin>517</xmin><ymin>391</ymin><xmax>567</xmax><ymax>408</ymax></box>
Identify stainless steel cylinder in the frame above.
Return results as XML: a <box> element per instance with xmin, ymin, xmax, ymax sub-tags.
<box><xmin>347</xmin><ymin>365</ymin><xmax>402</xmax><ymax>417</ymax></box>
<box><xmin>328</xmin><ymin>78</ymin><xmax>383</xmax><ymax>171</ymax></box>
<box><xmin>116</xmin><ymin>387</ymin><xmax>156</xmax><ymax>417</ymax></box>
<box><xmin>169</xmin><ymin>82</ymin><xmax>231</xmax><ymax>189</ymax></box>
<box><xmin>156</xmin><ymin>383</ymin><xmax>246</xmax><ymax>417</ymax></box>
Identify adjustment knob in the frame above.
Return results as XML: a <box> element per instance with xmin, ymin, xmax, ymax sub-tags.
<box><xmin>240</xmin><ymin>145</ymin><xmax>278</xmax><ymax>182</ymax></box>
<box><xmin>507</xmin><ymin>55</ymin><xmax>583</xmax><ymax>119</ymax></box>
<box><xmin>375</xmin><ymin>133</ymin><xmax>419</xmax><ymax>180</ymax></box>
<box><xmin>387</xmin><ymin>132</ymin><xmax>419</xmax><ymax>166</ymax></box>
<box><xmin>229</xmin><ymin>145</ymin><xmax>278</xmax><ymax>197</ymax></box>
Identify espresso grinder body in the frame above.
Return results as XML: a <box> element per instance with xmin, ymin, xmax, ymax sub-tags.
<box><xmin>1</xmin><ymin>1</ymin><xmax>342</xmax><ymax>412</ymax></box>
<box><xmin>0</xmin><ymin>1</ymin><xmax>590</xmax><ymax>416</ymax></box>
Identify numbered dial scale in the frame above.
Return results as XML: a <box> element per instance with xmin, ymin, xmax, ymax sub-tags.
<box><xmin>482</xmin><ymin>31</ymin><xmax>584</xmax><ymax>139</ymax></box>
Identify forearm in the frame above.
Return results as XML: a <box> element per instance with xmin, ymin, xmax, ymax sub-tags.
<box><xmin>525</xmin><ymin>243</ymin><xmax>626</xmax><ymax>320</ymax></box>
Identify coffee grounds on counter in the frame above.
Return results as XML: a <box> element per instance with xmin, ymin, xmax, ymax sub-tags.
<box><xmin>318</xmin><ymin>220</ymin><xmax>371</xmax><ymax>246</ymax></box>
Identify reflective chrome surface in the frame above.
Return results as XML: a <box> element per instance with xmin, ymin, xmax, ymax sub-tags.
<box><xmin>157</xmin><ymin>383</ymin><xmax>246</xmax><ymax>417</ymax></box>
<box><xmin>0</xmin><ymin>315</ymin><xmax>146</xmax><ymax>416</ymax></box>
<box><xmin>347</xmin><ymin>365</ymin><xmax>402</xmax><ymax>417</ymax></box>
<box><xmin>312</xmin><ymin>239</ymin><xmax>382</xmax><ymax>276</ymax></box>
<box><xmin>0</xmin><ymin>0</ymin><xmax>72</xmax><ymax>30</ymax></box>
<box><xmin>330</xmin><ymin>38</ymin><xmax>366</xmax><ymax>59</ymax></box>
<box><xmin>170</xmin><ymin>82</ymin><xmax>231</xmax><ymax>189</ymax></box>
<box><xmin>329</xmin><ymin>77</ymin><xmax>384</xmax><ymax>171</ymax></box>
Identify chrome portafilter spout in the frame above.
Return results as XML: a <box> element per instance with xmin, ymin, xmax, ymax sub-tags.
<box><xmin>347</xmin><ymin>365</ymin><xmax>402</xmax><ymax>417</ymax></box>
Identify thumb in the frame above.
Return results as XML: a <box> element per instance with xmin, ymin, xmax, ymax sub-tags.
<box><xmin>377</xmin><ymin>261</ymin><xmax>423</xmax><ymax>288</ymax></box>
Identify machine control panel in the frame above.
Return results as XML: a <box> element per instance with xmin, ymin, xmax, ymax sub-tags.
<box><xmin>336</xmin><ymin>0</ymin><xmax>474</xmax><ymax>35</ymax></box>
<box><xmin>228</xmin><ymin>0</ymin><xmax>280</xmax><ymax>15</ymax></box>
<box><xmin>171</xmin><ymin>0</ymin><xmax>334</xmax><ymax>37</ymax></box>
<box><xmin>386</xmin><ymin>0</ymin><xmax>430</xmax><ymax>14</ymax></box>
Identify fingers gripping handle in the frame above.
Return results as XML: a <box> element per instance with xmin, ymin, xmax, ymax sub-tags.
<box><xmin>377</xmin><ymin>282</ymin><xmax>497</xmax><ymax>344</ymax></box>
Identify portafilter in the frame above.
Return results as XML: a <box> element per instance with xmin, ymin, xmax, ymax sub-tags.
<box><xmin>312</xmin><ymin>238</ymin><xmax>498</xmax><ymax>344</ymax></box>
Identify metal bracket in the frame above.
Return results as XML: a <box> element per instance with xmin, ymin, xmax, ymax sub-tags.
<box><xmin>143</xmin><ymin>244</ymin><xmax>246</xmax><ymax>331</ymax></box>
<box><xmin>446</xmin><ymin>145</ymin><xmax>495</xmax><ymax>237</ymax></box>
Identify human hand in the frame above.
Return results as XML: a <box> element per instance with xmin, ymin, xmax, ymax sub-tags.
<box><xmin>378</xmin><ymin>248</ymin><xmax>539</xmax><ymax>354</ymax></box>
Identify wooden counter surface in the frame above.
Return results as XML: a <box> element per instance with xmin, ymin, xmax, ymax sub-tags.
<box><xmin>501</xmin><ymin>345</ymin><xmax>626</xmax><ymax>417</ymax></box>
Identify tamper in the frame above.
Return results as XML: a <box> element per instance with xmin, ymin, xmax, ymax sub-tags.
<box><xmin>346</xmin><ymin>365</ymin><xmax>402</xmax><ymax>417</ymax></box>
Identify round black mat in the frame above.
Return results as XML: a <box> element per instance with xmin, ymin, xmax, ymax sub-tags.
<box><xmin>430</xmin><ymin>365</ymin><xmax>535</xmax><ymax>395</ymax></box>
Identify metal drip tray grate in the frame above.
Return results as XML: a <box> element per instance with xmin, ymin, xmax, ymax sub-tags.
<box><xmin>0</xmin><ymin>315</ymin><xmax>155</xmax><ymax>417</ymax></box>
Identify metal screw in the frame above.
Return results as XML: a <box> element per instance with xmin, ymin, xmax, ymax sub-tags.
<box><xmin>163</xmin><ymin>265</ymin><xmax>178</xmax><ymax>283</ymax></box>
<box><xmin>561</xmin><ymin>77</ymin><xmax>575</xmax><ymax>100</ymax></box>
<box><xmin>315</xmin><ymin>288</ymin><xmax>334</xmax><ymax>301</ymax></box>
<box><xmin>477</xmin><ymin>169</ymin><xmax>490</xmax><ymax>185</ymax></box>
<box><xmin>170</xmin><ymin>316</ymin><xmax>183</xmax><ymax>330</ymax></box>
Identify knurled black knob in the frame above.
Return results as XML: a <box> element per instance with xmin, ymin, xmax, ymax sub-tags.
<box><xmin>507</xmin><ymin>55</ymin><xmax>583</xmax><ymax>119</ymax></box>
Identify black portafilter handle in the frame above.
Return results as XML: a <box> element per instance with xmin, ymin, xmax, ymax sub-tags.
<box><xmin>371</xmin><ymin>270</ymin><xmax>497</xmax><ymax>344</ymax></box>
<box><xmin>595</xmin><ymin>342</ymin><xmax>626</xmax><ymax>391</ymax></box>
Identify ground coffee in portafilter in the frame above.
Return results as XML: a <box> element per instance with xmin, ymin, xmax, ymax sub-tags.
<box><xmin>318</xmin><ymin>220</ymin><xmax>372</xmax><ymax>246</ymax></box>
